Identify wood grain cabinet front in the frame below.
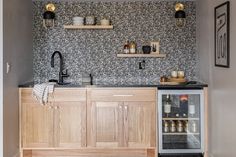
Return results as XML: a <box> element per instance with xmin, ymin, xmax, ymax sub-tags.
<box><xmin>123</xmin><ymin>101</ymin><xmax>156</xmax><ymax>148</ymax></box>
<box><xmin>20</xmin><ymin>88</ymin><xmax>87</xmax><ymax>149</ymax></box>
<box><xmin>21</xmin><ymin>102</ymin><xmax>54</xmax><ymax>148</ymax></box>
<box><xmin>20</xmin><ymin>87</ymin><xmax>157</xmax><ymax>157</ymax></box>
<box><xmin>87</xmin><ymin>88</ymin><xmax>157</xmax><ymax>148</ymax></box>
<box><xmin>89</xmin><ymin>101</ymin><xmax>124</xmax><ymax>147</ymax></box>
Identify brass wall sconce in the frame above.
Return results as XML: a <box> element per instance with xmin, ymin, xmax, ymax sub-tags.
<box><xmin>43</xmin><ymin>3</ymin><xmax>56</xmax><ymax>29</ymax></box>
<box><xmin>175</xmin><ymin>3</ymin><xmax>186</xmax><ymax>28</ymax></box>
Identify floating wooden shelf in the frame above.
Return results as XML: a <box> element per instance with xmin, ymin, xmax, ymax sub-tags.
<box><xmin>163</xmin><ymin>132</ymin><xmax>200</xmax><ymax>135</ymax></box>
<box><xmin>64</xmin><ymin>25</ymin><xmax>114</xmax><ymax>29</ymax></box>
<box><xmin>117</xmin><ymin>53</ymin><xmax>166</xmax><ymax>58</ymax></box>
<box><xmin>162</xmin><ymin>118</ymin><xmax>199</xmax><ymax>121</ymax></box>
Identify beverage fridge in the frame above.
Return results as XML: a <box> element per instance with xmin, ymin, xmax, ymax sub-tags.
<box><xmin>158</xmin><ymin>89</ymin><xmax>205</xmax><ymax>156</ymax></box>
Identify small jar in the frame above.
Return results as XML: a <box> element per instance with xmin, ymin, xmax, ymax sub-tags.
<box><xmin>170</xmin><ymin>121</ymin><xmax>176</xmax><ymax>132</ymax></box>
<box><xmin>129</xmin><ymin>41</ymin><xmax>136</xmax><ymax>54</ymax></box>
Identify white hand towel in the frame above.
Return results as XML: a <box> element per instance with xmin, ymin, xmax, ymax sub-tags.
<box><xmin>32</xmin><ymin>83</ymin><xmax>55</xmax><ymax>105</ymax></box>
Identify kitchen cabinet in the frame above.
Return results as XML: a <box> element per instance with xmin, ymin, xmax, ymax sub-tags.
<box><xmin>89</xmin><ymin>101</ymin><xmax>123</xmax><ymax>147</ymax></box>
<box><xmin>124</xmin><ymin>102</ymin><xmax>156</xmax><ymax>148</ymax></box>
<box><xmin>54</xmin><ymin>101</ymin><xmax>86</xmax><ymax>148</ymax></box>
<box><xmin>20</xmin><ymin>87</ymin><xmax>157</xmax><ymax>157</ymax></box>
<box><xmin>87</xmin><ymin>88</ymin><xmax>156</xmax><ymax>148</ymax></box>
<box><xmin>21</xmin><ymin>100</ymin><xmax>54</xmax><ymax>148</ymax></box>
<box><xmin>20</xmin><ymin>88</ymin><xmax>87</xmax><ymax>149</ymax></box>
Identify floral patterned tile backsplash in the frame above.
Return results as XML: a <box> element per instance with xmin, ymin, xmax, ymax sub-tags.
<box><xmin>33</xmin><ymin>1</ymin><xmax>197</xmax><ymax>85</ymax></box>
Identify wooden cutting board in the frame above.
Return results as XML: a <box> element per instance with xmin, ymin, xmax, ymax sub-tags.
<box><xmin>160</xmin><ymin>77</ymin><xmax>187</xmax><ymax>85</ymax></box>
<box><xmin>168</xmin><ymin>77</ymin><xmax>187</xmax><ymax>83</ymax></box>
<box><xmin>160</xmin><ymin>81</ymin><xmax>182</xmax><ymax>85</ymax></box>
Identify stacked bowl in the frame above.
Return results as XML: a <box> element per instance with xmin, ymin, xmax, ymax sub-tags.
<box><xmin>73</xmin><ymin>17</ymin><xmax>84</xmax><ymax>25</ymax></box>
<box><xmin>85</xmin><ymin>16</ymin><xmax>95</xmax><ymax>25</ymax></box>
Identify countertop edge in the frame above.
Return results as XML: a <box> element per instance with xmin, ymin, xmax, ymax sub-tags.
<box><xmin>18</xmin><ymin>82</ymin><xmax>208</xmax><ymax>89</ymax></box>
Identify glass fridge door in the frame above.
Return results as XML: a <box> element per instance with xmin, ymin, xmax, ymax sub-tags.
<box><xmin>158</xmin><ymin>90</ymin><xmax>204</xmax><ymax>154</ymax></box>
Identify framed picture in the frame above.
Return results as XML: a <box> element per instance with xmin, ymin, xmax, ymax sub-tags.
<box><xmin>150</xmin><ymin>41</ymin><xmax>160</xmax><ymax>54</ymax></box>
<box><xmin>215</xmin><ymin>1</ymin><xmax>230</xmax><ymax>68</ymax></box>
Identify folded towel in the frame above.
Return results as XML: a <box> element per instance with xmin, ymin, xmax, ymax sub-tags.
<box><xmin>32</xmin><ymin>82</ymin><xmax>55</xmax><ymax>105</ymax></box>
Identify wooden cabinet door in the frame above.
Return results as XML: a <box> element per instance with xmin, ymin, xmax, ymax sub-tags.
<box><xmin>21</xmin><ymin>103</ymin><xmax>54</xmax><ymax>148</ymax></box>
<box><xmin>89</xmin><ymin>102</ymin><xmax>123</xmax><ymax>147</ymax></box>
<box><xmin>123</xmin><ymin>102</ymin><xmax>156</xmax><ymax>148</ymax></box>
<box><xmin>54</xmin><ymin>102</ymin><xmax>87</xmax><ymax>148</ymax></box>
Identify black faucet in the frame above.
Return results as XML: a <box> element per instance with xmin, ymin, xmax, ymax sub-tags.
<box><xmin>90</xmin><ymin>74</ymin><xmax>93</xmax><ymax>85</ymax></box>
<box><xmin>51</xmin><ymin>51</ymin><xmax>69</xmax><ymax>85</ymax></box>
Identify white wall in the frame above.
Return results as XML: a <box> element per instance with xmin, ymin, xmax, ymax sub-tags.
<box><xmin>197</xmin><ymin>0</ymin><xmax>236</xmax><ymax>157</ymax></box>
<box><xmin>3</xmin><ymin>0</ymin><xmax>33</xmax><ymax>156</ymax></box>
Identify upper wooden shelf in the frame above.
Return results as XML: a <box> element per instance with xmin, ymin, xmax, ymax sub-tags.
<box><xmin>64</xmin><ymin>25</ymin><xmax>114</xmax><ymax>29</ymax></box>
<box><xmin>117</xmin><ymin>53</ymin><xmax>166</xmax><ymax>58</ymax></box>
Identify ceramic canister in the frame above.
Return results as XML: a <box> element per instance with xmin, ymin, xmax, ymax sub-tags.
<box><xmin>86</xmin><ymin>16</ymin><xmax>95</xmax><ymax>25</ymax></box>
<box><xmin>100</xmin><ymin>19</ymin><xmax>110</xmax><ymax>25</ymax></box>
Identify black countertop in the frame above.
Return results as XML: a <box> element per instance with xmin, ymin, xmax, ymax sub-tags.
<box><xmin>19</xmin><ymin>81</ymin><xmax>208</xmax><ymax>89</ymax></box>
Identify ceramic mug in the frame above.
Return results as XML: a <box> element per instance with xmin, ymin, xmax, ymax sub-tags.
<box><xmin>171</xmin><ymin>71</ymin><xmax>178</xmax><ymax>78</ymax></box>
<box><xmin>177</xmin><ymin>71</ymin><xmax>185</xmax><ymax>78</ymax></box>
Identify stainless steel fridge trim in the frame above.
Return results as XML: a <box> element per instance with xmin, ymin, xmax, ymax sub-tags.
<box><xmin>158</xmin><ymin>90</ymin><xmax>205</xmax><ymax>154</ymax></box>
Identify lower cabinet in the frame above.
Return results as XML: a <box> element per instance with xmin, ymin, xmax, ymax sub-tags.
<box><xmin>87</xmin><ymin>88</ymin><xmax>156</xmax><ymax>149</ymax></box>
<box><xmin>89</xmin><ymin>101</ymin><xmax>123</xmax><ymax>147</ymax></box>
<box><xmin>54</xmin><ymin>101</ymin><xmax>86</xmax><ymax>148</ymax></box>
<box><xmin>124</xmin><ymin>101</ymin><xmax>156</xmax><ymax>148</ymax></box>
<box><xmin>20</xmin><ymin>87</ymin><xmax>157</xmax><ymax>157</ymax></box>
<box><xmin>20</xmin><ymin>88</ymin><xmax>87</xmax><ymax>149</ymax></box>
<box><xmin>21</xmin><ymin>102</ymin><xmax>54</xmax><ymax>148</ymax></box>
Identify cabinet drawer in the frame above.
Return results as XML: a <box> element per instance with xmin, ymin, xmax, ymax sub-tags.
<box><xmin>20</xmin><ymin>88</ymin><xmax>86</xmax><ymax>103</ymax></box>
<box><xmin>53</xmin><ymin>88</ymin><xmax>86</xmax><ymax>102</ymax></box>
<box><xmin>90</xmin><ymin>88</ymin><xmax>156</xmax><ymax>102</ymax></box>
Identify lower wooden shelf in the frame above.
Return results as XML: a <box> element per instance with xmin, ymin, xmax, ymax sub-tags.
<box><xmin>162</xmin><ymin>118</ymin><xmax>200</xmax><ymax>121</ymax></box>
<box><xmin>117</xmin><ymin>53</ymin><xmax>166</xmax><ymax>58</ymax></box>
<box><xmin>163</xmin><ymin>132</ymin><xmax>200</xmax><ymax>135</ymax></box>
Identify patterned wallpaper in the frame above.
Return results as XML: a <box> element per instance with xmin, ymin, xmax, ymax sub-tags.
<box><xmin>33</xmin><ymin>1</ymin><xmax>197</xmax><ymax>85</ymax></box>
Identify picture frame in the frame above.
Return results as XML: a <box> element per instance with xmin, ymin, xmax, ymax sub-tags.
<box><xmin>215</xmin><ymin>1</ymin><xmax>230</xmax><ymax>68</ymax></box>
<box><xmin>150</xmin><ymin>41</ymin><xmax>160</xmax><ymax>54</ymax></box>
